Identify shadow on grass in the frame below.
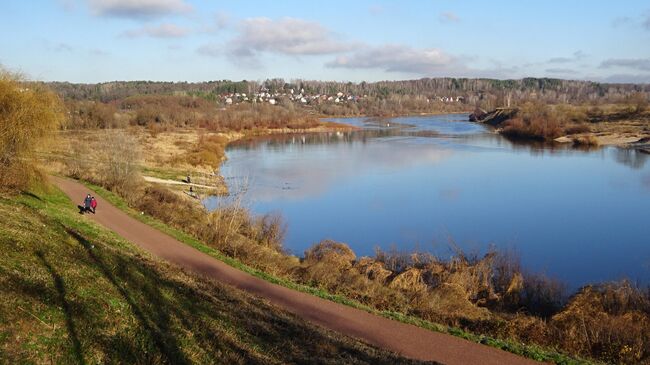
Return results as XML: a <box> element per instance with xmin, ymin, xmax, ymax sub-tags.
<box><xmin>65</xmin><ymin>228</ymin><xmax>192</xmax><ymax>365</ymax></box>
<box><xmin>35</xmin><ymin>250</ymin><xmax>85</xmax><ymax>365</ymax></box>
<box><xmin>61</xmin><ymin>226</ymin><xmax>424</xmax><ymax>365</ymax></box>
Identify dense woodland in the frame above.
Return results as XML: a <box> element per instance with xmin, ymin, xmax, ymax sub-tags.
<box><xmin>43</xmin><ymin>77</ymin><xmax>650</xmax><ymax>130</ymax></box>
<box><xmin>47</xmin><ymin>78</ymin><xmax>650</xmax><ymax>105</ymax></box>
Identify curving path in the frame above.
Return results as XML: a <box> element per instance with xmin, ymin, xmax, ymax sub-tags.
<box><xmin>52</xmin><ymin>176</ymin><xmax>542</xmax><ymax>365</ymax></box>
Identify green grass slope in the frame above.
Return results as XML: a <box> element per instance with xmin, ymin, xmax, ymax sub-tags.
<box><xmin>0</xmin><ymin>187</ymin><xmax>427</xmax><ymax>365</ymax></box>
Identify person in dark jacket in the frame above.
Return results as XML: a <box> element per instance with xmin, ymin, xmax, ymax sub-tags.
<box><xmin>83</xmin><ymin>194</ymin><xmax>92</xmax><ymax>213</ymax></box>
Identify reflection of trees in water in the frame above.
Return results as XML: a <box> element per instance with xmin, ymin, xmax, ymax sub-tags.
<box><xmin>613</xmin><ymin>148</ymin><xmax>648</xmax><ymax>169</ymax></box>
<box><xmin>229</xmin><ymin>129</ymin><xmax>409</xmax><ymax>151</ymax></box>
<box><xmin>228</xmin><ymin>126</ymin><xmax>650</xmax><ymax>171</ymax></box>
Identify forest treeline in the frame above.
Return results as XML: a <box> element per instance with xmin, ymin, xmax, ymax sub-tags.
<box><xmin>46</xmin><ymin>77</ymin><xmax>650</xmax><ymax>107</ymax></box>
<box><xmin>44</xmin><ymin>77</ymin><xmax>650</xmax><ymax>128</ymax></box>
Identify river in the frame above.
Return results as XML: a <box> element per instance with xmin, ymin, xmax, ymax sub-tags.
<box><xmin>205</xmin><ymin>114</ymin><xmax>650</xmax><ymax>287</ymax></box>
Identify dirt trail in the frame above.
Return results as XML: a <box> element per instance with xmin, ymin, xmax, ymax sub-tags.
<box><xmin>52</xmin><ymin>176</ymin><xmax>542</xmax><ymax>365</ymax></box>
<box><xmin>143</xmin><ymin>176</ymin><xmax>217</xmax><ymax>189</ymax></box>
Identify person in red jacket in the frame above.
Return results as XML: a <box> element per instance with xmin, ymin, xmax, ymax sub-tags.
<box><xmin>90</xmin><ymin>196</ymin><xmax>97</xmax><ymax>214</ymax></box>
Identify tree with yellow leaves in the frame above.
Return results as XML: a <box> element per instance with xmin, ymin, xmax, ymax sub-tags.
<box><xmin>0</xmin><ymin>71</ymin><xmax>64</xmax><ymax>191</ymax></box>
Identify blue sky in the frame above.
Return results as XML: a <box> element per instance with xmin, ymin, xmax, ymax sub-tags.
<box><xmin>1</xmin><ymin>0</ymin><xmax>649</xmax><ymax>83</ymax></box>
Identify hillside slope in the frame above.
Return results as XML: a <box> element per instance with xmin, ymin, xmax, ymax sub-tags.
<box><xmin>0</xmin><ymin>187</ymin><xmax>426</xmax><ymax>365</ymax></box>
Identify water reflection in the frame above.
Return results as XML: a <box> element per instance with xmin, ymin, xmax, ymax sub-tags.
<box><xmin>614</xmin><ymin>148</ymin><xmax>648</xmax><ymax>169</ymax></box>
<box><xmin>209</xmin><ymin>115</ymin><xmax>650</xmax><ymax>287</ymax></box>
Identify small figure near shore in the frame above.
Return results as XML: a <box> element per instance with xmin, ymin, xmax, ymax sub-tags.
<box><xmin>186</xmin><ymin>175</ymin><xmax>191</xmax><ymax>184</ymax></box>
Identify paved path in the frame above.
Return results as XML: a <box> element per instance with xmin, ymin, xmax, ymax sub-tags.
<box><xmin>52</xmin><ymin>176</ymin><xmax>542</xmax><ymax>365</ymax></box>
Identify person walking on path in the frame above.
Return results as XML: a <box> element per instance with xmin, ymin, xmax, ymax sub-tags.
<box><xmin>79</xmin><ymin>193</ymin><xmax>92</xmax><ymax>214</ymax></box>
<box><xmin>90</xmin><ymin>196</ymin><xmax>97</xmax><ymax>214</ymax></box>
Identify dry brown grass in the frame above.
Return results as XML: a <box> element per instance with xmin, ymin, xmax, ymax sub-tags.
<box><xmin>564</xmin><ymin>123</ymin><xmax>592</xmax><ymax>135</ymax></box>
<box><xmin>572</xmin><ymin>135</ymin><xmax>600</xmax><ymax>147</ymax></box>
<box><xmin>550</xmin><ymin>282</ymin><xmax>650</xmax><ymax>364</ymax></box>
<box><xmin>501</xmin><ymin>117</ymin><xmax>564</xmax><ymax>140</ymax></box>
<box><xmin>180</xmin><ymin>134</ymin><xmax>229</xmax><ymax>169</ymax></box>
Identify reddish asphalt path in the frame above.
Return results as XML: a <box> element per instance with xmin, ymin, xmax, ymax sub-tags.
<box><xmin>52</xmin><ymin>176</ymin><xmax>542</xmax><ymax>365</ymax></box>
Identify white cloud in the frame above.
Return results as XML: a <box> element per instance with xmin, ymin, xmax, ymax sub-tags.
<box><xmin>89</xmin><ymin>48</ymin><xmax>109</xmax><ymax>56</ymax></box>
<box><xmin>196</xmin><ymin>43</ymin><xmax>222</xmax><ymax>57</ymax></box>
<box><xmin>326</xmin><ymin>44</ymin><xmax>464</xmax><ymax>75</ymax></box>
<box><xmin>227</xmin><ymin>17</ymin><xmax>355</xmax><ymax>58</ymax></box>
<box><xmin>547</xmin><ymin>50</ymin><xmax>586</xmax><ymax>64</ymax></box>
<box><xmin>121</xmin><ymin>23</ymin><xmax>189</xmax><ymax>38</ymax></box>
<box><xmin>598</xmin><ymin>74</ymin><xmax>650</xmax><ymax>84</ymax></box>
<box><xmin>88</xmin><ymin>0</ymin><xmax>192</xmax><ymax>19</ymax></box>
<box><xmin>439</xmin><ymin>12</ymin><xmax>460</xmax><ymax>23</ymax></box>
<box><xmin>545</xmin><ymin>68</ymin><xmax>576</xmax><ymax>74</ymax></box>
<box><xmin>214</xmin><ymin>12</ymin><xmax>230</xmax><ymax>30</ymax></box>
<box><xmin>54</xmin><ymin>43</ymin><xmax>74</xmax><ymax>52</ymax></box>
<box><xmin>600</xmin><ymin>58</ymin><xmax>650</xmax><ymax>71</ymax></box>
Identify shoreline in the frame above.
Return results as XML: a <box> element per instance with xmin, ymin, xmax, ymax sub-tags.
<box><xmin>319</xmin><ymin>110</ymin><xmax>472</xmax><ymax>119</ymax></box>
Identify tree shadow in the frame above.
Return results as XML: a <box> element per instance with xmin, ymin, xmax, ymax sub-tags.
<box><xmin>65</xmin><ymin>228</ymin><xmax>192</xmax><ymax>365</ymax></box>
<box><xmin>61</xmin><ymin>227</ymin><xmax>426</xmax><ymax>364</ymax></box>
<box><xmin>22</xmin><ymin>191</ymin><xmax>42</xmax><ymax>201</ymax></box>
<box><xmin>35</xmin><ymin>250</ymin><xmax>85</xmax><ymax>365</ymax></box>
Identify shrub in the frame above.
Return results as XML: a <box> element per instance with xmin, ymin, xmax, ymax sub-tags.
<box><xmin>551</xmin><ymin>282</ymin><xmax>650</xmax><ymax>363</ymax></box>
<box><xmin>501</xmin><ymin>116</ymin><xmax>564</xmax><ymax>140</ymax></box>
<box><xmin>182</xmin><ymin>134</ymin><xmax>228</xmax><ymax>168</ymax></box>
<box><xmin>94</xmin><ymin>130</ymin><xmax>142</xmax><ymax>200</ymax></box>
<box><xmin>564</xmin><ymin>123</ymin><xmax>591</xmax><ymax>135</ymax></box>
<box><xmin>0</xmin><ymin>72</ymin><xmax>64</xmax><ymax>191</ymax></box>
<box><xmin>572</xmin><ymin>135</ymin><xmax>599</xmax><ymax>147</ymax></box>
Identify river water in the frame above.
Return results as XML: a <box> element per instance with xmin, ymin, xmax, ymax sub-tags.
<box><xmin>205</xmin><ymin>114</ymin><xmax>650</xmax><ymax>287</ymax></box>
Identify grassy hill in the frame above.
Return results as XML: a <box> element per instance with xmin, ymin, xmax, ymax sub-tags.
<box><xmin>0</xmin><ymin>186</ymin><xmax>427</xmax><ymax>365</ymax></box>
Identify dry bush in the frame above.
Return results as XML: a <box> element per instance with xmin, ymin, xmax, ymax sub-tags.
<box><xmin>301</xmin><ymin>240</ymin><xmax>365</xmax><ymax>291</ymax></box>
<box><xmin>501</xmin><ymin>116</ymin><xmax>564</xmax><ymax>140</ymax></box>
<box><xmin>501</xmin><ymin>102</ymin><xmax>572</xmax><ymax>140</ymax></box>
<box><xmin>94</xmin><ymin>130</ymin><xmax>142</xmax><ymax>200</ymax></box>
<box><xmin>64</xmin><ymin>141</ymin><xmax>93</xmax><ymax>179</ymax></box>
<box><xmin>374</xmin><ymin>247</ymin><xmax>436</xmax><ymax>272</ymax></box>
<box><xmin>551</xmin><ymin>282</ymin><xmax>650</xmax><ymax>364</ymax></box>
<box><xmin>137</xmin><ymin>185</ymin><xmax>204</xmax><ymax>231</ymax></box>
<box><xmin>572</xmin><ymin>135</ymin><xmax>599</xmax><ymax>147</ymax></box>
<box><xmin>356</xmin><ymin>257</ymin><xmax>393</xmax><ymax>283</ymax></box>
<box><xmin>64</xmin><ymin>100</ymin><xmax>119</xmax><ymax>129</ymax></box>
<box><xmin>201</xmin><ymin>103</ymin><xmax>320</xmax><ymax>131</ymax></box>
<box><xmin>0</xmin><ymin>72</ymin><xmax>63</xmax><ymax>191</ymax></box>
<box><xmin>425</xmin><ymin>284</ymin><xmax>492</xmax><ymax>323</ymax></box>
<box><xmin>564</xmin><ymin>123</ymin><xmax>591</xmax><ymax>135</ymax></box>
<box><xmin>181</xmin><ymin>134</ymin><xmax>228</xmax><ymax>168</ymax></box>
<box><xmin>301</xmin><ymin>240</ymin><xmax>357</xmax><ymax>288</ymax></box>
<box><xmin>501</xmin><ymin>314</ymin><xmax>553</xmax><ymax>346</ymax></box>
<box><xmin>389</xmin><ymin>268</ymin><xmax>428</xmax><ymax>293</ymax></box>
<box><xmin>630</xmin><ymin>92</ymin><xmax>648</xmax><ymax>114</ymax></box>
<box><xmin>201</xmin><ymin>205</ymin><xmax>250</xmax><ymax>254</ymax></box>
<box><xmin>246</xmin><ymin>212</ymin><xmax>286</xmax><ymax>251</ymax></box>
<box><xmin>517</xmin><ymin>273</ymin><xmax>567</xmax><ymax>318</ymax></box>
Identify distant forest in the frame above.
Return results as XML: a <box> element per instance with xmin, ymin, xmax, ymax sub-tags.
<box><xmin>45</xmin><ymin>77</ymin><xmax>650</xmax><ymax>107</ymax></box>
<box><xmin>40</xmin><ymin>78</ymin><xmax>650</xmax><ymax>128</ymax></box>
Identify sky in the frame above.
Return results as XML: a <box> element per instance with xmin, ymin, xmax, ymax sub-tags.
<box><xmin>1</xmin><ymin>0</ymin><xmax>650</xmax><ymax>83</ymax></box>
